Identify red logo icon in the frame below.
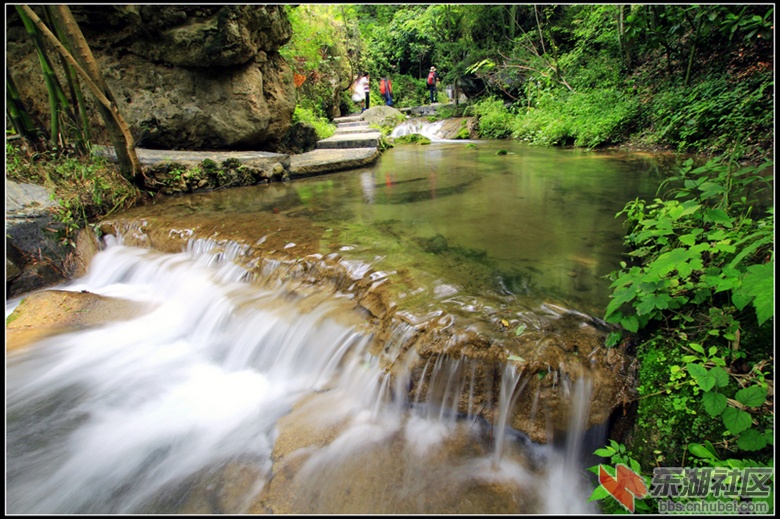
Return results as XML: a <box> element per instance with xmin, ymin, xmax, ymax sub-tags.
<box><xmin>598</xmin><ymin>464</ymin><xmax>648</xmax><ymax>513</ymax></box>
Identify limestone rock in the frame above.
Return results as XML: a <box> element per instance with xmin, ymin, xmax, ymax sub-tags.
<box><xmin>7</xmin><ymin>5</ymin><xmax>295</xmax><ymax>151</ymax></box>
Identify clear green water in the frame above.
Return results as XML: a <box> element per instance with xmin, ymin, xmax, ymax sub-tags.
<box><xmin>118</xmin><ymin>139</ymin><xmax>672</xmax><ymax>320</ymax></box>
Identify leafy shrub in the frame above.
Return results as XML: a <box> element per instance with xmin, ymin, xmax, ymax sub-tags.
<box><xmin>467</xmin><ymin>97</ymin><xmax>514</xmax><ymax>139</ymax></box>
<box><xmin>603</xmin><ymin>153</ymin><xmax>773</xmax><ymax>472</ymax></box>
<box><xmin>292</xmin><ymin>105</ymin><xmax>336</xmax><ymax>139</ymax></box>
<box><xmin>648</xmin><ymin>73</ymin><xmax>773</xmax><ymax>154</ymax></box>
<box><xmin>511</xmin><ymin>88</ymin><xmax>640</xmax><ymax>148</ymax></box>
<box><xmin>565</xmin><ymin>88</ymin><xmax>640</xmax><ymax>147</ymax></box>
<box><xmin>512</xmin><ymin>108</ymin><xmax>572</xmax><ymax>146</ymax></box>
<box><xmin>389</xmin><ymin>75</ymin><xmax>431</xmax><ymax>109</ymax></box>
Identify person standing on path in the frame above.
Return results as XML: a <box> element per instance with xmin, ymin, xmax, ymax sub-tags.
<box><xmin>427</xmin><ymin>66</ymin><xmax>440</xmax><ymax>104</ymax></box>
<box><xmin>379</xmin><ymin>76</ymin><xmax>393</xmax><ymax>106</ymax></box>
<box><xmin>351</xmin><ymin>74</ymin><xmax>365</xmax><ymax>112</ymax></box>
<box><xmin>359</xmin><ymin>72</ymin><xmax>370</xmax><ymax>112</ymax></box>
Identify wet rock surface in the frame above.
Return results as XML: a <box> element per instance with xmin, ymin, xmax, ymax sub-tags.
<box><xmin>6</xmin><ymin>289</ymin><xmax>151</xmax><ymax>352</ymax></box>
<box><xmin>6</xmin><ymin>182</ymin><xmax>76</xmax><ymax>298</ymax></box>
<box><xmin>251</xmin><ymin>391</ymin><xmax>542</xmax><ymax>514</ymax></box>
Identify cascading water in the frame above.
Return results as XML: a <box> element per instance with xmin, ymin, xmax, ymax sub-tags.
<box><xmin>390</xmin><ymin>119</ymin><xmax>449</xmax><ymax>141</ymax></box>
<box><xmin>6</xmin><ymin>235</ymin><xmax>601</xmax><ymax>514</ymax></box>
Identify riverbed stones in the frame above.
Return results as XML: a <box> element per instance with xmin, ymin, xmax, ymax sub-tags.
<box><xmin>252</xmin><ymin>390</ymin><xmax>542</xmax><ymax>514</ymax></box>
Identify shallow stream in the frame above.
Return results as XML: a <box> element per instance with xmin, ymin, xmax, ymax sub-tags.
<box><xmin>6</xmin><ymin>137</ymin><xmax>675</xmax><ymax>513</ymax></box>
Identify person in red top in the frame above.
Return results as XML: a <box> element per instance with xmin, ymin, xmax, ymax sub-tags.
<box><xmin>427</xmin><ymin>66</ymin><xmax>440</xmax><ymax>104</ymax></box>
<box><xmin>379</xmin><ymin>76</ymin><xmax>393</xmax><ymax>106</ymax></box>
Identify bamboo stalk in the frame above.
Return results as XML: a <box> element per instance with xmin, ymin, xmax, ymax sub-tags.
<box><xmin>20</xmin><ymin>5</ymin><xmax>145</xmax><ymax>183</ymax></box>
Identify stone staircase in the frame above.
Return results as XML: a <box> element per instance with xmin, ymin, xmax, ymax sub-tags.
<box><xmin>315</xmin><ymin>114</ymin><xmax>381</xmax><ymax>149</ymax></box>
<box><xmin>287</xmin><ymin>114</ymin><xmax>382</xmax><ymax>178</ymax></box>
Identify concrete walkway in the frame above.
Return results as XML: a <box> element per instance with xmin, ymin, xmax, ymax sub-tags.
<box><xmin>97</xmin><ymin>114</ymin><xmax>384</xmax><ymax>179</ymax></box>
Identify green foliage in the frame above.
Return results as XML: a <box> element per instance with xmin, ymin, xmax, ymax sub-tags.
<box><xmin>648</xmin><ymin>73</ymin><xmax>773</xmax><ymax>154</ymax></box>
<box><xmin>283</xmin><ymin>5</ymin><xmax>356</xmax><ymax>119</ymax></box>
<box><xmin>292</xmin><ymin>106</ymin><xmax>336</xmax><ymax>139</ymax></box>
<box><xmin>682</xmin><ymin>344</ymin><xmax>772</xmax><ymax>453</ymax></box>
<box><xmin>605</xmin><ymin>156</ymin><xmax>773</xmax><ymax>334</ymax></box>
<box><xmin>391</xmin><ymin>76</ymin><xmax>439</xmax><ymax>109</ymax></box>
<box><xmin>391</xmin><ymin>133</ymin><xmax>431</xmax><ymax>145</ymax></box>
<box><xmin>7</xmin><ymin>143</ymin><xmax>140</xmax><ymax>247</ymax></box>
<box><xmin>602</xmin><ymin>150</ymin><xmax>773</xmax><ymax>479</ymax></box>
<box><xmin>283</xmin><ymin>5</ymin><xmax>772</xmax><ymax>159</ymax></box>
<box><xmin>718</xmin><ymin>6</ymin><xmax>774</xmax><ymax>42</ymax></box>
<box><xmin>467</xmin><ymin>97</ymin><xmax>514</xmax><ymax>139</ymax></box>
<box><xmin>513</xmin><ymin>88</ymin><xmax>641</xmax><ymax>148</ymax></box>
<box><xmin>466</xmin><ymin>89</ymin><xmax>640</xmax><ymax>148</ymax></box>
<box><xmin>362</xmin><ymin>6</ymin><xmax>435</xmax><ymax>79</ymax></box>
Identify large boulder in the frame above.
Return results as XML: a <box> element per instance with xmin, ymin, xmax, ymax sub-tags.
<box><xmin>6</xmin><ymin>5</ymin><xmax>296</xmax><ymax>151</ymax></box>
<box><xmin>361</xmin><ymin>105</ymin><xmax>406</xmax><ymax>131</ymax></box>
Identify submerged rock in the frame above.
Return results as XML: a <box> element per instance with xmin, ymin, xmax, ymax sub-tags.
<box><xmin>6</xmin><ymin>289</ymin><xmax>150</xmax><ymax>352</ymax></box>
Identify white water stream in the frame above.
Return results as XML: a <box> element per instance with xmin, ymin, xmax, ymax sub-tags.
<box><xmin>6</xmin><ymin>236</ymin><xmax>600</xmax><ymax>514</ymax></box>
<box><xmin>390</xmin><ymin>119</ymin><xmax>455</xmax><ymax>142</ymax></box>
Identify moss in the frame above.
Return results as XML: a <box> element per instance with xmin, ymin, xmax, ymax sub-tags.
<box><xmin>626</xmin><ymin>337</ymin><xmax>727</xmax><ymax>469</ymax></box>
<box><xmin>392</xmin><ymin>133</ymin><xmax>431</xmax><ymax>145</ymax></box>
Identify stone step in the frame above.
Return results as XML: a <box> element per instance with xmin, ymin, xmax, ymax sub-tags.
<box><xmin>334</xmin><ymin>125</ymin><xmax>374</xmax><ymax>135</ymax></box>
<box><xmin>334</xmin><ymin>115</ymin><xmax>363</xmax><ymax>124</ymax></box>
<box><xmin>335</xmin><ymin>121</ymin><xmax>369</xmax><ymax>129</ymax></box>
<box><xmin>316</xmin><ymin>132</ymin><xmax>380</xmax><ymax>149</ymax></box>
<box><xmin>289</xmin><ymin>147</ymin><xmax>380</xmax><ymax>177</ymax></box>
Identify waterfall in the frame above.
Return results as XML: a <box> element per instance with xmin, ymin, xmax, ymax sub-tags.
<box><xmin>390</xmin><ymin>119</ymin><xmax>448</xmax><ymax>141</ymax></box>
<box><xmin>6</xmin><ymin>236</ymin><xmax>600</xmax><ymax>514</ymax></box>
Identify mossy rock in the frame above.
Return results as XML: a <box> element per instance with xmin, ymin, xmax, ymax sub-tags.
<box><xmin>362</xmin><ymin>106</ymin><xmax>406</xmax><ymax>132</ymax></box>
<box><xmin>391</xmin><ymin>133</ymin><xmax>431</xmax><ymax>145</ymax></box>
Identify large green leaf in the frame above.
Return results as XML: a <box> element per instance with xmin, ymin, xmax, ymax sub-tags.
<box><xmin>636</xmin><ymin>292</ymin><xmax>674</xmax><ymax>315</ymax></box>
<box><xmin>722</xmin><ymin>407</ymin><xmax>752</xmax><ymax>435</ymax></box>
<box><xmin>737</xmin><ymin>428</ymin><xmax>768</xmax><ymax>451</ymax></box>
<box><xmin>735</xmin><ymin>386</ymin><xmax>767</xmax><ymax>408</ymax></box>
<box><xmin>733</xmin><ymin>263</ymin><xmax>774</xmax><ymax>326</ymax></box>
<box><xmin>702</xmin><ymin>391</ymin><xmax>727</xmax><ymax>416</ymax></box>
<box><xmin>709</xmin><ymin>366</ymin><xmax>730</xmax><ymax>388</ymax></box>
<box><xmin>650</xmin><ymin>248</ymin><xmax>692</xmax><ymax>277</ymax></box>
<box><xmin>688</xmin><ymin>442</ymin><xmax>718</xmax><ymax>459</ymax></box>
<box><xmin>687</xmin><ymin>363</ymin><xmax>715</xmax><ymax>391</ymax></box>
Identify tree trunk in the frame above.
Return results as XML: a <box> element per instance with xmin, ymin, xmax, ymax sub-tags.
<box><xmin>617</xmin><ymin>5</ymin><xmax>632</xmax><ymax>69</ymax></box>
<box><xmin>21</xmin><ymin>5</ymin><xmax>144</xmax><ymax>184</ymax></box>
<box><xmin>509</xmin><ymin>5</ymin><xmax>517</xmax><ymax>39</ymax></box>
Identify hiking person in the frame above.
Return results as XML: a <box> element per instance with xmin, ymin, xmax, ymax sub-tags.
<box><xmin>427</xmin><ymin>66</ymin><xmax>440</xmax><ymax>104</ymax></box>
<box><xmin>379</xmin><ymin>76</ymin><xmax>393</xmax><ymax>106</ymax></box>
<box><xmin>360</xmin><ymin>72</ymin><xmax>371</xmax><ymax>111</ymax></box>
<box><xmin>351</xmin><ymin>75</ymin><xmax>364</xmax><ymax>112</ymax></box>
